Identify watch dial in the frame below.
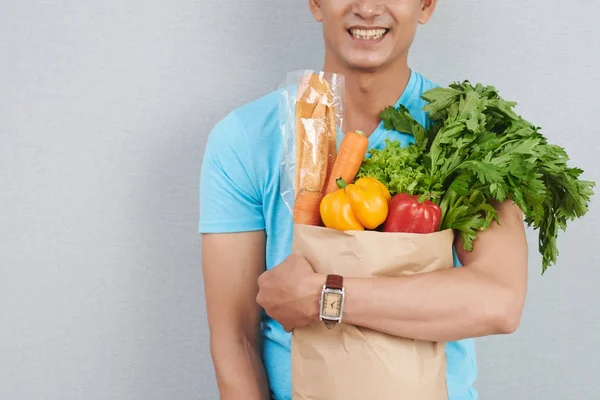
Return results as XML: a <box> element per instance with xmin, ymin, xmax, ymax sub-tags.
<box><xmin>322</xmin><ymin>292</ymin><xmax>342</xmax><ymax>317</ymax></box>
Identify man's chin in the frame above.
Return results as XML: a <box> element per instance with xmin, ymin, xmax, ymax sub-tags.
<box><xmin>345</xmin><ymin>59</ymin><xmax>388</xmax><ymax>74</ymax></box>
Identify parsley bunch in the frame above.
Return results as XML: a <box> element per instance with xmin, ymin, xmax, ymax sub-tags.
<box><xmin>357</xmin><ymin>81</ymin><xmax>595</xmax><ymax>273</ymax></box>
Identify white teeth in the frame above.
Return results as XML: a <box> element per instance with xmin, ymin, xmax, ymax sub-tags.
<box><xmin>350</xmin><ymin>28</ymin><xmax>387</xmax><ymax>40</ymax></box>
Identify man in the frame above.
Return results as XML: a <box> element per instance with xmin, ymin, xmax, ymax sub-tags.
<box><xmin>198</xmin><ymin>1</ymin><xmax>528</xmax><ymax>399</ymax></box>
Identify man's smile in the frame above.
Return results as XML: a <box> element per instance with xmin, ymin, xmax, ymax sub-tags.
<box><xmin>347</xmin><ymin>27</ymin><xmax>390</xmax><ymax>42</ymax></box>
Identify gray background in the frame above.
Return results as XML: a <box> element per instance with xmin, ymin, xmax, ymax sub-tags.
<box><xmin>1</xmin><ymin>0</ymin><xmax>599</xmax><ymax>399</ymax></box>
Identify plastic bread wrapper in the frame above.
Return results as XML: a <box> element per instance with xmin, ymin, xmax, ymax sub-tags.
<box><xmin>278</xmin><ymin>70</ymin><xmax>345</xmax><ymax>217</ymax></box>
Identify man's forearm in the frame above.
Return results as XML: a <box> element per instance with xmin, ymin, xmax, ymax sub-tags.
<box><xmin>337</xmin><ymin>265</ymin><xmax>522</xmax><ymax>343</ymax></box>
<box><xmin>318</xmin><ymin>202</ymin><xmax>528</xmax><ymax>343</ymax></box>
<box><xmin>211</xmin><ymin>337</ymin><xmax>270</xmax><ymax>400</ymax></box>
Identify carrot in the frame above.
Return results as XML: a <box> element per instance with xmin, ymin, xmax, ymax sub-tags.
<box><xmin>324</xmin><ymin>130</ymin><xmax>369</xmax><ymax>194</ymax></box>
<box><xmin>293</xmin><ymin>188</ymin><xmax>324</xmax><ymax>225</ymax></box>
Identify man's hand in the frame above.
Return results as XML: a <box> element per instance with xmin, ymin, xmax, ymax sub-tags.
<box><xmin>256</xmin><ymin>254</ymin><xmax>324</xmax><ymax>332</ymax></box>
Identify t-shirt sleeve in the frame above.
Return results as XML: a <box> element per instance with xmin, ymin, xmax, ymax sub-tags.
<box><xmin>198</xmin><ymin>111</ymin><xmax>265</xmax><ymax>233</ymax></box>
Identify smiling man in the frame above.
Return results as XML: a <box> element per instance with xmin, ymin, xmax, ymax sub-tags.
<box><xmin>199</xmin><ymin>1</ymin><xmax>528</xmax><ymax>400</ymax></box>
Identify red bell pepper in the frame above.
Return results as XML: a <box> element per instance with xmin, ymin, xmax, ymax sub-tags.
<box><xmin>382</xmin><ymin>193</ymin><xmax>442</xmax><ymax>233</ymax></box>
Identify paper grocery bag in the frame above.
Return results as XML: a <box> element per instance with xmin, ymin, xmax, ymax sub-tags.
<box><xmin>291</xmin><ymin>224</ymin><xmax>454</xmax><ymax>400</ymax></box>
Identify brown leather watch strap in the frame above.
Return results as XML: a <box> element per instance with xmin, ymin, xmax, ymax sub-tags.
<box><xmin>325</xmin><ymin>274</ymin><xmax>343</xmax><ymax>290</ymax></box>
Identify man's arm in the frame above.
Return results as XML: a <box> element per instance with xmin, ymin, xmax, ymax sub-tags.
<box><xmin>258</xmin><ymin>199</ymin><xmax>528</xmax><ymax>341</ymax></box>
<box><xmin>339</xmin><ymin>199</ymin><xmax>529</xmax><ymax>342</ymax></box>
<box><xmin>202</xmin><ymin>231</ymin><xmax>270</xmax><ymax>400</ymax></box>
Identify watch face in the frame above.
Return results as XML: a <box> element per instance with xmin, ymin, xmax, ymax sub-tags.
<box><xmin>322</xmin><ymin>291</ymin><xmax>342</xmax><ymax>318</ymax></box>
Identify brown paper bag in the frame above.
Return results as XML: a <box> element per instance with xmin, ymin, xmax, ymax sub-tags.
<box><xmin>291</xmin><ymin>224</ymin><xmax>454</xmax><ymax>400</ymax></box>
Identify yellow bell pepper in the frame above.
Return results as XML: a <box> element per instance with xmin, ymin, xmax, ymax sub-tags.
<box><xmin>320</xmin><ymin>177</ymin><xmax>389</xmax><ymax>231</ymax></box>
<box><xmin>361</xmin><ymin>176</ymin><xmax>391</xmax><ymax>203</ymax></box>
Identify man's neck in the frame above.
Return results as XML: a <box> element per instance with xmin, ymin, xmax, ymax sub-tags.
<box><xmin>323</xmin><ymin>59</ymin><xmax>411</xmax><ymax>137</ymax></box>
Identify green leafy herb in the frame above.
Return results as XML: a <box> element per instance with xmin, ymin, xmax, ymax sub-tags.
<box><xmin>359</xmin><ymin>81</ymin><xmax>595</xmax><ymax>274</ymax></box>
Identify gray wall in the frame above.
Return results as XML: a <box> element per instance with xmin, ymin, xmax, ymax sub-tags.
<box><xmin>1</xmin><ymin>1</ymin><xmax>598</xmax><ymax>399</ymax></box>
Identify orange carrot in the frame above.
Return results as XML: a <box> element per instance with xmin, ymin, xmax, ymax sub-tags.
<box><xmin>293</xmin><ymin>188</ymin><xmax>324</xmax><ymax>225</ymax></box>
<box><xmin>324</xmin><ymin>130</ymin><xmax>369</xmax><ymax>195</ymax></box>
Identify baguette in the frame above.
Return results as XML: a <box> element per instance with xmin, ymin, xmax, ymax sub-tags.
<box><xmin>324</xmin><ymin>95</ymin><xmax>338</xmax><ymax>192</ymax></box>
<box><xmin>293</xmin><ymin>73</ymin><xmax>338</xmax><ymax>225</ymax></box>
<box><xmin>294</xmin><ymin>73</ymin><xmax>335</xmax><ymax>195</ymax></box>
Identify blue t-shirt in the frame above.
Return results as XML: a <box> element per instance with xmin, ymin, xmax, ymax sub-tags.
<box><xmin>198</xmin><ymin>70</ymin><xmax>479</xmax><ymax>400</ymax></box>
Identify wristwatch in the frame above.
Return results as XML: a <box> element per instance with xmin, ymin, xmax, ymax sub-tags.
<box><xmin>319</xmin><ymin>274</ymin><xmax>345</xmax><ymax>329</ymax></box>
